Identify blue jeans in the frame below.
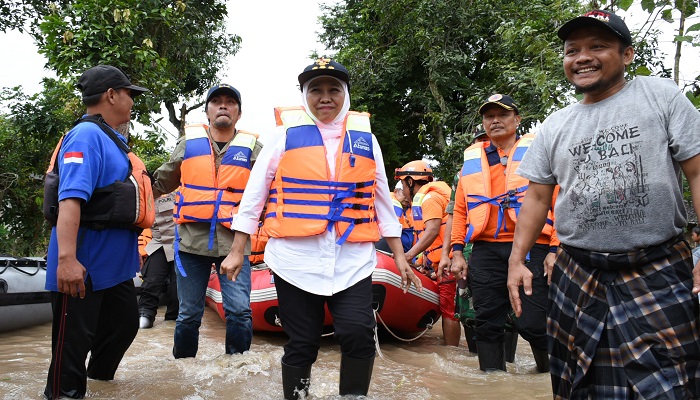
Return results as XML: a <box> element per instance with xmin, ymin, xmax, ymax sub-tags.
<box><xmin>173</xmin><ymin>252</ymin><xmax>252</xmax><ymax>358</ymax></box>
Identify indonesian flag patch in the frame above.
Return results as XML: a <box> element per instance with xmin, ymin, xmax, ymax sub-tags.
<box><xmin>63</xmin><ymin>151</ymin><xmax>84</xmax><ymax>164</ymax></box>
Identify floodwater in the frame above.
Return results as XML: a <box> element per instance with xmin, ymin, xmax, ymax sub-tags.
<box><xmin>0</xmin><ymin>307</ymin><xmax>552</xmax><ymax>399</ymax></box>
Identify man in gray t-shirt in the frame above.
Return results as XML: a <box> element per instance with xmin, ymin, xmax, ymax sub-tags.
<box><xmin>507</xmin><ymin>9</ymin><xmax>700</xmax><ymax>399</ymax></box>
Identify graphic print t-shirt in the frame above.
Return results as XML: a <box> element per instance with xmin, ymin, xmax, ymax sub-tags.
<box><xmin>516</xmin><ymin>76</ymin><xmax>700</xmax><ymax>252</ymax></box>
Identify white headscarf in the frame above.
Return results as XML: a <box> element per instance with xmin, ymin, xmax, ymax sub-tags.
<box><xmin>301</xmin><ymin>76</ymin><xmax>351</xmax><ymax>140</ymax></box>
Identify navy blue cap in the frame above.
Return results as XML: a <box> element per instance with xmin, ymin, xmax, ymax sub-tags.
<box><xmin>478</xmin><ymin>94</ymin><xmax>519</xmax><ymax>115</ymax></box>
<box><xmin>78</xmin><ymin>65</ymin><xmax>148</xmax><ymax>99</ymax></box>
<box><xmin>298</xmin><ymin>57</ymin><xmax>350</xmax><ymax>91</ymax></box>
<box><xmin>205</xmin><ymin>83</ymin><xmax>241</xmax><ymax>111</ymax></box>
<box><xmin>558</xmin><ymin>10</ymin><xmax>632</xmax><ymax>46</ymax></box>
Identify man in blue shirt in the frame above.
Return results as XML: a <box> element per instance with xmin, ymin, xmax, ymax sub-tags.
<box><xmin>44</xmin><ymin>65</ymin><xmax>148</xmax><ymax>399</ymax></box>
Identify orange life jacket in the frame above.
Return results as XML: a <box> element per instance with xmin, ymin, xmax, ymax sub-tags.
<box><xmin>391</xmin><ymin>193</ymin><xmax>412</xmax><ymax>230</ymax></box>
<box><xmin>138</xmin><ymin>228</ymin><xmax>152</xmax><ymax>258</ymax></box>
<box><xmin>411</xmin><ymin>181</ymin><xmax>451</xmax><ymax>264</ymax></box>
<box><xmin>263</xmin><ymin>107</ymin><xmax>379</xmax><ymax>244</ymax></box>
<box><xmin>174</xmin><ymin>124</ymin><xmax>258</xmax><ymax>249</ymax></box>
<box><xmin>250</xmin><ymin>221</ymin><xmax>268</xmax><ymax>265</ymax></box>
<box><xmin>459</xmin><ymin>134</ymin><xmax>554</xmax><ymax>242</ymax></box>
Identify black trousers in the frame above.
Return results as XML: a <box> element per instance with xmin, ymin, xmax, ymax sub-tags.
<box><xmin>138</xmin><ymin>247</ymin><xmax>178</xmax><ymax>320</ymax></box>
<box><xmin>44</xmin><ymin>277</ymin><xmax>138</xmax><ymax>399</ymax></box>
<box><xmin>469</xmin><ymin>241</ymin><xmax>549</xmax><ymax>351</ymax></box>
<box><xmin>275</xmin><ymin>274</ymin><xmax>376</xmax><ymax>367</ymax></box>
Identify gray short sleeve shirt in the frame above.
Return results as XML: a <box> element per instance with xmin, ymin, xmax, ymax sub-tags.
<box><xmin>517</xmin><ymin>77</ymin><xmax>700</xmax><ymax>252</ymax></box>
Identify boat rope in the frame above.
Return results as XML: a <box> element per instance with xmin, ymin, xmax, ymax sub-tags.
<box><xmin>0</xmin><ymin>259</ymin><xmax>47</xmax><ymax>276</ymax></box>
<box><xmin>373</xmin><ymin>309</ymin><xmax>434</xmax><ymax>343</ymax></box>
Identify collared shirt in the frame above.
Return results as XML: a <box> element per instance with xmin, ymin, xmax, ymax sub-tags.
<box><xmin>152</xmin><ymin>129</ymin><xmax>263</xmax><ymax>257</ymax></box>
<box><xmin>232</xmin><ymin>125</ymin><xmax>401</xmax><ymax>296</ymax></box>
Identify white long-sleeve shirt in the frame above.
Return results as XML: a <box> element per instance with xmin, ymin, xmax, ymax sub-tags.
<box><xmin>232</xmin><ymin>125</ymin><xmax>401</xmax><ymax>296</ymax></box>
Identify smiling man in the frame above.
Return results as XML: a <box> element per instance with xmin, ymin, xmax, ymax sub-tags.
<box><xmin>450</xmin><ymin>94</ymin><xmax>559</xmax><ymax>373</ymax></box>
<box><xmin>152</xmin><ymin>83</ymin><xmax>263</xmax><ymax>359</ymax></box>
<box><xmin>508</xmin><ymin>10</ymin><xmax>700</xmax><ymax>399</ymax></box>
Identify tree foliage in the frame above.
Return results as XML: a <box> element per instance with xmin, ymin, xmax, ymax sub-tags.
<box><xmin>0</xmin><ymin>79</ymin><xmax>81</xmax><ymax>256</ymax></box>
<box><xmin>0</xmin><ymin>0</ymin><xmax>69</xmax><ymax>33</ymax></box>
<box><xmin>34</xmin><ymin>0</ymin><xmax>241</xmax><ymax>132</ymax></box>
<box><xmin>319</xmin><ymin>0</ymin><xmax>584</xmax><ymax>180</ymax></box>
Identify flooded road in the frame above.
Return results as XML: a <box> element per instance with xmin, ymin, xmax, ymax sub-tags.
<box><xmin>0</xmin><ymin>307</ymin><xmax>552</xmax><ymax>399</ymax></box>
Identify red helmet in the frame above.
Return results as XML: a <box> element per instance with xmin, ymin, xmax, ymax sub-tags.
<box><xmin>394</xmin><ymin>160</ymin><xmax>434</xmax><ymax>182</ymax></box>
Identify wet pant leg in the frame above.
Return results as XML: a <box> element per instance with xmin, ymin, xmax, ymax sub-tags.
<box><xmin>327</xmin><ymin>275</ymin><xmax>376</xmax><ymax>360</ymax></box>
<box><xmin>469</xmin><ymin>241</ymin><xmax>510</xmax><ymax>343</ymax></box>
<box><xmin>275</xmin><ymin>275</ymin><xmax>326</xmax><ymax>367</ymax></box>
<box><xmin>215</xmin><ymin>255</ymin><xmax>253</xmax><ymax>354</ymax></box>
<box><xmin>514</xmin><ymin>243</ymin><xmax>549</xmax><ymax>352</ymax></box>
<box><xmin>138</xmin><ymin>247</ymin><xmax>170</xmax><ymax>320</ymax></box>
<box><xmin>173</xmin><ymin>252</ymin><xmax>211</xmax><ymax>358</ymax></box>
<box><xmin>87</xmin><ymin>279</ymin><xmax>139</xmax><ymax>380</ymax></box>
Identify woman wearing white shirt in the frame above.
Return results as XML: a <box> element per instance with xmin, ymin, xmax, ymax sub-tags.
<box><xmin>221</xmin><ymin>58</ymin><xmax>420</xmax><ymax>399</ymax></box>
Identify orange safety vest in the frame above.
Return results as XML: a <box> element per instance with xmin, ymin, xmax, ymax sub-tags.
<box><xmin>174</xmin><ymin>124</ymin><xmax>258</xmax><ymax>249</ymax></box>
<box><xmin>250</xmin><ymin>221</ymin><xmax>268</xmax><ymax>265</ymax></box>
<box><xmin>411</xmin><ymin>181</ymin><xmax>451</xmax><ymax>264</ymax></box>
<box><xmin>391</xmin><ymin>193</ymin><xmax>412</xmax><ymax>230</ymax></box>
<box><xmin>459</xmin><ymin>134</ymin><xmax>554</xmax><ymax>242</ymax></box>
<box><xmin>138</xmin><ymin>228</ymin><xmax>153</xmax><ymax>258</ymax></box>
<box><xmin>264</xmin><ymin>107</ymin><xmax>379</xmax><ymax>244</ymax></box>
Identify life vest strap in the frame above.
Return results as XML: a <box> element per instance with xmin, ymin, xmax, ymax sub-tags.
<box><xmin>281</xmin><ymin>176</ymin><xmax>374</xmax><ymax>189</ymax></box>
<box><xmin>183</xmin><ymin>182</ymin><xmax>244</xmax><ymax>193</ymax></box>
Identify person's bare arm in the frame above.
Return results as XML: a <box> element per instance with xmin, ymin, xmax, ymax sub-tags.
<box><xmin>680</xmin><ymin>154</ymin><xmax>700</xmax><ymax>294</ymax></box>
<box><xmin>56</xmin><ymin>198</ymin><xmax>87</xmax><ymax>298</ymax></box>
<box><xmin>507</xmin><ymin>182</ymin><xmax>555</xmax><ymax>316</ymax></box>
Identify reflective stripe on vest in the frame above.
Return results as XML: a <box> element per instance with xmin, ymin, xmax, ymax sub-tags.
<box><xmin>264</xmin><ymin>107</ymin><xmax>379</xmax><ymax>244</ymax></box>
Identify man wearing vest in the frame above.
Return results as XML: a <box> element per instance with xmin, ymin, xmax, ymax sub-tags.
<box><xmin>152</xmin><ymin>84</ymin><xmax>263</xmax><ymax>358</ymax></box>
<box><xmin>451</xmin><ymin>94</ymin><xmax>558</xmax><ymax>373</ymax></box>
<box><xmin>396</xmin><ymin>161</ymin><xmax>461</xmax><ymax>346</ymax></box>
<box><xmin>137</xmin><ymin>192</ymin><xmax>178</xmax><ymax>329</ymax></box>
<box><xmin>43</xmin><ymin>65</ymin><xmax>149</xmax><ymax>399</ymax></box>
<box><xmin>375</xmin><ymin>181</ymin><xmax>414</xmax><ymax>253</ymax></box>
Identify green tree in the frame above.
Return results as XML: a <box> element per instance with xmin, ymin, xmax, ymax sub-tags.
<box><xmin>319</xmin><ymin>0</ymin><xmax>583</xmax><ymax>180</ymax></box>
<box><xmin>0</xmin><ymin>79</ymin><xmax>81</xmax><ymax>256</ymax></box>
<box><xmin>34</xmin><ymin>0</ymin><xmax>241</xmax><ymax>133</ymax></box>
<box><xmin>0</xmin><ymin>1</ymin><xmax>69</xmax><ymax>33</ymax></box>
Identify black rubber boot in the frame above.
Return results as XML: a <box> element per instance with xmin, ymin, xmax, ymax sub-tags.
<box><xmin>504</xmin><ymin>329</ymin><xmax>518</xmax><ymax>363</ymax></box>
<box><xmin>463</xmin><ymin>323</ymin><xmax>477</xmax><ymax>353</ymax></box>
<box><xmin>476</xmin><ymin>341</ymin><xmax>506</xmax><ymax>372</ymax></box>
<box><xmin>531</xmin><ymin>345</ymin><xmax>550</xmax><ymax>373</ymax></box>
<box><xmin>339</xmin><ymin>354</ymin><xmax>374</xmax><ymax>396</ymax></box>
<box><xmin>281</xmin><ymin>362</ymin><xmax>311</xmax><ymax>399</ymax></box>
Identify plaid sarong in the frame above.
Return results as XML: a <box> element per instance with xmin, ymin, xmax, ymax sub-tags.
<box><xmin>549</xmin><ymin>235</ymin><xmax>700</xmax><ymax>399</ymax></box>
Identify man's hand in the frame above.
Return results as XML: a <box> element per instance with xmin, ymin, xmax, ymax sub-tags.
<box><xmin>437</xmin><ymin>255</ymin><xmax>452</xmax><ymax>283</ymax></box>
<box><xmin>543</xmin><ymin>252</ymin><xmax>556</xmax><ymax>285</ymax></box>
<box><xmin>221</xmin><ymin>251</ymin><xmax>244</xmax><ymax>282</ymax></box>
<box><xmin>451</xmin><ymin>251</ymin><xmax>468</xmax><ymax>280</ymax></box>
<box><xmin>693</xmin><ymin>259</ymin><xmax>700</xmax><ymax>295</ymax></box>
<box><xmin>57</xmin><ymin>256</ymin><xmax>86</xmax><ymax>298</ymax></box>
<box><xmin>507</xmin><ymin>259</ymin><xmax>533</xmax><ymax>318</ymax></box>
<box><xmin>395</xmin><ymin>256</ymin><xmax>423</xmax><ymax>293</ymax></box>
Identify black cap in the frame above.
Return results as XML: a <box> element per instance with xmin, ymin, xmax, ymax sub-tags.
<box><xmin>557</xmin><ymin>10</ymin><xmax>632</xmax><ymax>46</ymax></box>
<box><xmin>474</xmin><ymin>130</ymin><xmax>488</xmax><ymax>141</ymax></box>
<box><xmin>298</xmin><ymin>57</ymin><xmax>350</xmax><ymax>91</ymax></box>
<box><xmin>204</xmin><ymin>83</ymin><xmax>242</xmax><ymax>111</ymax></box>
<box><xmin>478</xmin><ymin>94</ymin><xmax>519</xmax><ymax>115</ymax></box>
<box><xmin>77</xmin><ymin>65</ymin><xmax>148</xmax><ymax>99</ymax></box>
